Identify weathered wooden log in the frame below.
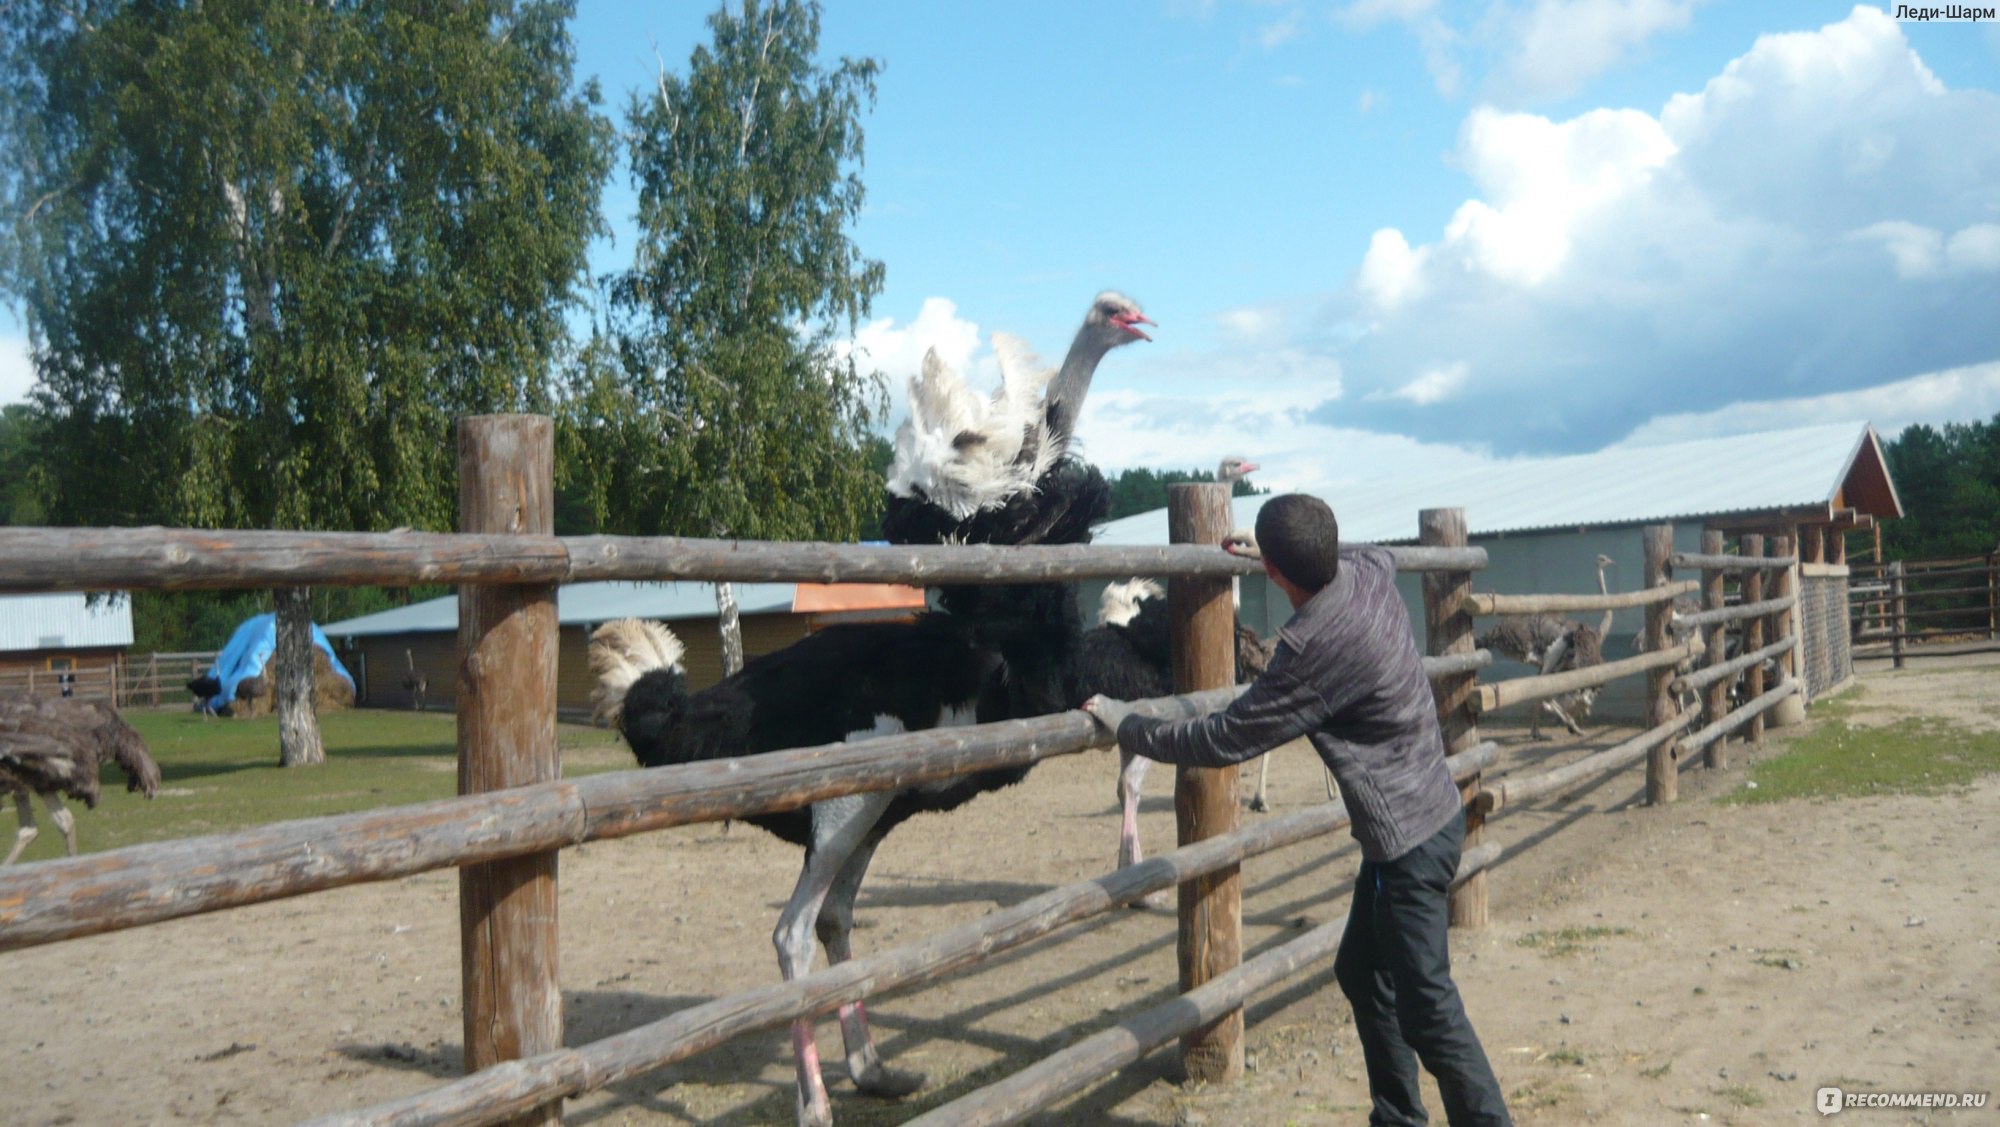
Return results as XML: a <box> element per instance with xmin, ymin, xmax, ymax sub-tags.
<box><xmin>0</xmin><ymin>527</ymin><xmax>1486</xmax><ymax>593</ymax></box>
<box><xmin>900</xmin><ymin>838</ymin><xmax>1504</xmax><ymax>1127</ymax></box>
<box><xmin>1422</xmin><ymin>508</ymin><xmax>1487</xmax><ymax>930</ymax></box>
<box><xmin>1421</xmin><ymin>649</ymin><xmax>1493</xmax><ymax>678</ymax></box>
<box><xmin>1463</xmin><ymin>580</ymin><xmax>1696</xmax><ymax>617</ymax></box>
<box><xmin>1667</xmin><ymin>552</ymin><xmax>1796</xmax><ymax>571</ymax></box>
<box><xmin>1473</xmin><ymin>711</ymin><xmax>1696</xmax><ymax>816</ymax></box>
<box><xmin>1885</xmin><ymin>581</ymin><xmax>1998</xmax><ymax>599</ymax></box>
<box><xmin>0</xmin><ymin>687</ymin><xmax>1240</xmax><ymax>952</ymax></box>
<box><xmin>1167</xmin><ymin>483</ymin><xmax>1242</xmax><ymax>1084</ymax></box>
<box><xmin>1698</xmin><ymin>529</ymin><xmax>1729</xmax><ymax>771</ymax></box>
<box><xmin>1768</xmin><ymin>535</ymin><xmax>1801</xmax><ymax>720</ymax></box>
<box><xmin>1872</xmin><ymin>603</ymin><xmax>2000</xmax><ymax>623</ymax></box>
<box><xmin>1890</xmin><ymin>561</ymin><xmax>1907</xmax><ymax>670</ymax></box>
<box><xmin>1742</xmin><ymin>535</ymin><xmax>1767</xmax><ymax>745</ymax></box>
<box><xmin>1863</xmin><ymin>564</ymin><xmax>1997</xmax><ymax>583</ymax></box>
<box><xmin>1643</xmin><ymin>525</ymin><xmax>1679</xmax><ymax>805</ymax></box>
<box><xmin>1672</xmin><ymin>635</ymin><xmax>1798</xmax><ymax>695</ymax></box>
<box><xmin>1681</xmin><ymin>680</ymin><xmax>1801</xmax><ymax>755</ymax></box>
<box><xmin>1473</xmin><ymin>640</ymin><xmax>1700</xmax><ymax>714</ymax></box>
<box><xmin>300</xmin><ymin>746</ymin><xmax>1496</xmax><ymax>1127</ymax></box>
<box><xmin>454</xmin><ymin>416</ymin><xmax>562</xmax><ymax>1126</ymax></box>
<box><xmin>1674</xmin><ymin>593</ymin><xmax>1796</xmax><ymax>629</ymax></box>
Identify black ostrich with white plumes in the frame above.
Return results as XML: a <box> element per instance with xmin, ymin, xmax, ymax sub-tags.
<box><xmin>590</xmin><ymin>291</ymin><xmax>1148</xmax><ymax>1127</ymax></box>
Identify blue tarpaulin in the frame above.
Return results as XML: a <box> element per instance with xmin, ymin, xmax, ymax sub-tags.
<box><xmin>197</xmin><ymin>613</ymin><xmax>355</xmax><ymax>708</ymax></box>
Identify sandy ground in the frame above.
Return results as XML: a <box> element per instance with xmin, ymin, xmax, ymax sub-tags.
<box><xmin>6</xmin><ymin>656</ymin><xmax>1998</xmax><ymax>1127</ymax></box>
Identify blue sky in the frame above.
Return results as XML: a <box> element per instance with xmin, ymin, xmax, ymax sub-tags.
<box><xmin>7</xmin><ymin>2</ymin><xmax>1999</xmax><ymax>497</ymax></box>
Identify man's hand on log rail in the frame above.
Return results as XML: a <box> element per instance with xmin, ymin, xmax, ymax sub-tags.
<box><xmin>1080</xmin><ymin>695</ymin><xmax>1135</xmax><ymax>742</ymax></box>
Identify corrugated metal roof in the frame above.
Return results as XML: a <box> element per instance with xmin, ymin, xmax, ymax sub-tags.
<box><xmin>0</xmin><ymin>593</ymin><xmax>135</xmax><ymax>652</ymax></box>
<box><xmin>1095</xmin><ymin>421</ymin><xmax>1881</xmax><ymax>547</ymax></box>
<box><xmin>321</xmin><ymin>581</ymin><xmax>801</xmax><ymax>638</ymax></box>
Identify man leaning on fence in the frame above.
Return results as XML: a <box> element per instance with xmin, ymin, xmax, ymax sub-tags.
<box><xmin>1082</xmin><ymin>493</ymin><xmax>1512</xmax><ymax>1127</ymax></box>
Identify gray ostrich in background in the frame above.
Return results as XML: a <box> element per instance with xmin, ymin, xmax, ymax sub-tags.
<box><xmin>1477</xmin><ymin>554</ymin><xmax>1615</xmax><ymax>738</ymax></box>
<box><xmin>2</xmin><ymin>696</ymin><xmax>162</xmax><ymax>864</ymax></box>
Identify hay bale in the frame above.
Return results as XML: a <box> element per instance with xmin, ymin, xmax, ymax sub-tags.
<box><xmin>232</xmin><ymin>649</ymin><xmax>355</xmax><ymax>717</ymax></box>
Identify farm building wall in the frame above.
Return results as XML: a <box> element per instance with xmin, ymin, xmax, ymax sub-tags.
<box><xmin>0</xmin><ymin>647</ymin><xmax>123</xmax><ymax>701</ymax></box>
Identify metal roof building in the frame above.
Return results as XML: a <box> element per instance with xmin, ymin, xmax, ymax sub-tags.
<box><xmin>0</xmin><ymin>592</ymin><xmax>134</xmax><ymax>701</ymax></box>
<box><xmin>1092</xmin><ymin>420</ymin><xmax>1901</xmax><ymax>722</ymax></box>
<box><xmin>1093</xmin><ymin>421</ymin><xmax>1901</xmax><ymax>548</ymax></box>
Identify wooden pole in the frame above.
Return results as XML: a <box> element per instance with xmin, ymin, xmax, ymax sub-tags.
<box><xmin>1166</xmin><ymin>482</ymin><xmax>1242</xmax><ymax>1085</ymax></box>
<box><xmin>1741</xmin><ymin>534</ymin><xmax>1766</xmax><ymax>744</ymax></box>
<box><xmin>1422</xmin><ymin>508</ymin><xmax>1485</xmax><ymax>928</ymax></box>
<box><xmin>1769</xmin><ymin>535</ymin><xmax>1803</xmax><ymax>722</ymax></box>
<box><xmin>1699</xmin><ymin>529</ymin><xmax>1728</xmax><ymax>769</ymax></box>
<box><xmin>1988</xmin><ymin>551</ymin><xmax>1997</xmax><ymax>640</ymax></box>
<box><xmin>1643</xmin><ymin>524</ymin><xmax>1678</xmax><ymax>805</ymax></box>
<box><xmin>456</xmin><ymin>415</ymin><xmax>562</xmax><ymax>1127</ymax></box>
<box><xmin>1890</xmin><ymin>561</ymin><xmax>1906</xmax><ymax>669</ymax></box>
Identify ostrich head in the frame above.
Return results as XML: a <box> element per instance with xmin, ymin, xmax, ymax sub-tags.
<box><xmin>1083</xmin><ymin>291</ymin><xmax>1154</xmax><ymax>346</ymax></box>
<box><xmin>1217</xmin><ymin>456</ymin><xmax>1259</xmax><ymax>484</ymax></box>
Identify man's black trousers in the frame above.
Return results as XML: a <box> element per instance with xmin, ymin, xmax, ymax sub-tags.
<box><xmin>1334</xmin><ymin>812</ymin><xmax>1512</xmax><ymax>1126</ymax></box>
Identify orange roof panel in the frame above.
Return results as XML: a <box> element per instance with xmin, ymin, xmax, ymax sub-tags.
<box><xmin>790</xmin><ymin>583</ymin><xmax>929</xmax><ymax>614</ymax></box>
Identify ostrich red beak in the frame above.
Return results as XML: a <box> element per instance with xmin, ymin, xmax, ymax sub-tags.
<box><xmin>1110</xmin><ymin>310</ymin><xmax>1155</xmax><ymax>341</ymax></box>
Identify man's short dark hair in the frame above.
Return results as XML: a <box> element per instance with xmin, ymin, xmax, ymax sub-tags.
<box><xmin>1255</xmin><ymin>493</ymin><xmax>1340</xmax><ymax>592</ymax></box>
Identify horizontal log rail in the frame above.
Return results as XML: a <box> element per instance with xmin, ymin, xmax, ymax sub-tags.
<box><xmin>1473</xmin><ymin>640</ymin><xmax>1702</xmax><ymax>715</ymax></box>
<box><xmin>0</xmin><ymin>527</ymin><xmax>1487</xmax><ymax>593</ymax></box>
<box><xmin>1671</xmin><ymin>635</ymin><xmax>1798</xmax><ymax>695</ymax></box>
<box><xmin>0</xmin><ymin>687</ymin><xmax>1248</xmax><ymax>952</ymax></box>
<box><xmin>900</xmin><ymin>842</ymin><xmax>1503</xmax><ymax>1127</ymax></box>
<box><xmin>1865</xmin><ymin>603</ymin><xmax>1995</xmax><ymax>624</ymax></box>
<box><xmin>1865</xmin><ymin>582</ymin><xmax>1994</xmax><ymax>600</ymax></box>
<box><xmin>1421</xmin><ymin>649</ymin><xmax>1493</xmax><ymax>678</ymax></box>
<box><xmin>303</xmin><ymin>746</ymin><xmax>1496</xmax><ymax>1127</ymax></box>
<box><xmin>1850</xmin><ymin>562</ymin><xmax>1992</xmax><ymax>581</ymax></box>
<box><xmin>1471</xmin><ymin>712</ymin><xmax>1697</xmax><ymax>816</ymax></box>
<box><xmin>1681</xmin><ymin>679</ymin><xmax>1801</xmax><ymax>755</ymax></box>
<box><xmin>1799</xmin><ymin>563</ymin><xmax>1849</xmax><ymax>579</ymax></box>
<box><xmin>1676</xmin><ymin>593</ymin><xmax>1796</xmax><ymax>629</ymax></box>
<box><xmin>1463</xmin><ymin>580</ymin><xmax>1696</xmax><ymax>617</ymax></box>
<box><xmin>1668</xmin><ymin>552</ymin><xmax>1797</xmax><ymax>572</ymax></box>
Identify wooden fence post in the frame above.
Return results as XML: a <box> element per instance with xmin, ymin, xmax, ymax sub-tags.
<box><xmin>1699</xmin><ymin>529</ymin><xmax>1728</xmax><ymax>769</ymax></box>
<box><xmin>1741</xmin><ymin>534</ymin><xmax>1766</xmax><ymax>744</ymax></box>
<box><xmin>1644</xmin><ymin>525</ymin><xmax>1678</xmax><ymax>805</ymax></box>
<box><xmin>1987</xmin><ymin>551</ymin><xmax>1997</xmax><ymax>640</ymax></box>
<box><xmin>1890</xmin><ymin>561</ymin><xmax>1906</xmax><ymax>670</ymax></box>
<box><xmin>1769</xmin><ymin>535</ymin><xmax>1802</xmax><ymax>721</ymax></box>
<box><xmin>1167</xmin><ymin>483</ymin><xmax>1242</xmax><ymax>1085</ymax></box>
<box><xmin>457</xmin><ymin>415</ymin><xmax>563</xmax><ymax>1127</ymax></box>
<box><xmin>1421</xmin><ymin>509</ymin><xmax>1486</xmax><ymax>928</ymax></box>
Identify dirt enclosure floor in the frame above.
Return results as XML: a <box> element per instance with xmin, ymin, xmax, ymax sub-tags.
<box><xmin>7</xmin><ymin>657</ymin><xmax>1998</xmax><ymax>1126</ymax></box>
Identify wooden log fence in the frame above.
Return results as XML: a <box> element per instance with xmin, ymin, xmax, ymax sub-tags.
<box><xmin>1672</xmin><ymin>635</ymin><xmax>1798</xmax><ymax>695</ymax></box>
<box><xmin>0</xmin><ymin>418</ymin><xmax>1842</xmax><ymax>1127</ymax></box>
<box><xmin>1675</xmin><ymin>592</ymin><xmax>1797</xmax><ymax>630</ymax></box>
<box><xmin>1681</xmin><ymin>679</ymin><xmax>1803</xmax><ymax>756</ymax></box>
<box><xmin>0</xmin><ymin>526</ymin><xmax>1485</xmax><ymax>592</ymax></box>
<box><xmin>1667</xmin><ymin>552</ymin><xmax>1796</xmax><ymax>571</ymax></box>
<box><xmin>303</xmin><ymin>746</ymin><xmax>1497</xmax><ymax>1127</ymax></box>
<box><xmin>1852</xmin><ymin>551</ymin><xmax>2000</xmax><ymax>664</ymax></box>
<box><xmin>1462</xmin><ymin>580</ymin><xmax>1695</xmax><ymax>616</ymax></box>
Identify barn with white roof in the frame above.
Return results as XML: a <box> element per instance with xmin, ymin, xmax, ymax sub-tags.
<box><xmin>1090</xmin><ymin>420</ymin><xmax>1901</xmax><ymax>721</ymax></box>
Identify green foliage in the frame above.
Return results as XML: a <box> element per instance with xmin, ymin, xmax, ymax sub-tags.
<box><xmin>561</xmin><ymin>0</ymin><xmax>886</xmax><ymax>541</ymax></box>
<box><xmin>1880</xmin><ymin>415</ymin><xmax>2000</xmax><ymax>561</ymax></box>
<box><xmin>1105</xmin><ymin>465</ymin><xmax>1266</xmax><ymax>521</ymax></box>
<box><xmin>1725</xmin><ymin>715</ymin><xmax>2000</xmax><ymax>804</ymax></box>
<box><xmin>0</xmin><ymin>1</ymin><xmax>612</xmax><ymax>534</ymax></box>
<box><xmin>0</xmin><ymin>403</ymin><xmax>44</xmax><ymax>524</ymax></box>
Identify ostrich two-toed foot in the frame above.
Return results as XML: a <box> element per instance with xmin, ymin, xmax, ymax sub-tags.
<box><xmin>1248</xmin><ymin>794</ymin><xmax>1270</xmax><ymax>813</ymax></box>
<box><xmin>853</xmin><ymin>1063</ymin><xmax>926</xmax><ymax>1099</ymax></box>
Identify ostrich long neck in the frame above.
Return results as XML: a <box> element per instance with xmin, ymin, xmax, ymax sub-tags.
<box><xmin>1043</xmin><ymin>325</ymin><xmax>1118</xmax><ymax>455</ymax></box>
<box><xmin>1596</xmin><ymin>561</ymin><xmax>1613</xmax><ymax>637</ymax></box>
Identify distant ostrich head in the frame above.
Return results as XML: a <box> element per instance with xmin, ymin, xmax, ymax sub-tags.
<box><xmin>1217</xmin><ymin>456</ymin><xmax>1259</xmax><ymax>484</ymax></box>
<box><xmin>1084</xmin><ymin>291</ymin><xmax>1154</xmax><ymax>346</ymax></box>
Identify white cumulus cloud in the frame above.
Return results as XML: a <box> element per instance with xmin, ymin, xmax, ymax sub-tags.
<box><xmin>1320</xmin><ymin>5</ymin><xmax>2000</xmax><ymax>454</ymax></box>
<box><xmin>1495</xmin><ymin>0</ymin><xmax>1697</xmax><ymax>103</ymax></box>
<box><xmin>1620</xmin><ymin>359</ymin><xmax>2000</xmax><ymax>445</ymax></box>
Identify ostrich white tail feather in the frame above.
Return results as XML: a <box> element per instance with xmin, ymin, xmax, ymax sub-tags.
<box><xmin>589</xmin><ymin>618</ymin><xmax>686</xmax><ymax>727</ymax></box>
<box><xmin>1097</xmin><ymin>578</ymin><xmax>1163</xmax><ymax>626</ymax></box>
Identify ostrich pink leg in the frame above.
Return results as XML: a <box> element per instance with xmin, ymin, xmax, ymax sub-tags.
<box><xmin>774</xmin><ymin>792</ymin><xmax>895</xmax><ymax>1127</ymax></box>
<box><xmin>816</xmin><ymin>839</ymin><xmax>923</xmax><ymax>1099</ymax></box>
<box><xmin>1116</xmin><ymin>750</ymin><xmax>1169</xmax><ymax>908</ymax></box>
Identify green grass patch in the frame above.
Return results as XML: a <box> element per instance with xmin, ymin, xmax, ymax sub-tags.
<box><xmin>1716</xmin><ymin>1084</ymin><xmax>1766</xmax><ymax>1108</ymax></box>
<box><xmin>1804</xmin><ymin>682</ymin><xmax>1865</xmax><ymax>722</ymax></box>
<box><xmin>1515</xmin><ymin>925</ymin><xmax>1633</xmax><ymax>957</ymax></box>
<box><xmin>1640</xmin><ymin>1061</ymin><xmax>1673</xmax><ymax>1079</ymax></box>
<box><xmin>1725</xmin><ymin>716</ymin><xmax>2000</xmax><ymax>804</ymax></box>
<box><xmin>6</xmin><ymin>708</ymin><xmax>628</xmax><ymax>863</ymax></box>
<box><xmin>1545</xmin><ymin>1047</ymin><xmax>1587</xmax><ymax>1067</ymax></box>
